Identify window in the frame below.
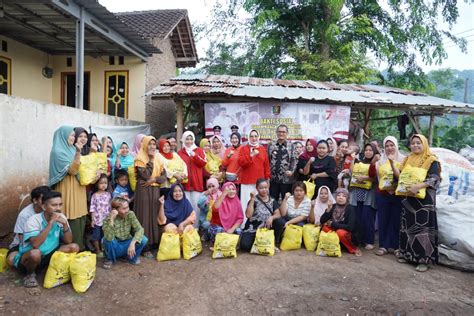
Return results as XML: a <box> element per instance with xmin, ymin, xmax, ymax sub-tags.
<box><xmin>66</xmin><ymin>57</ymin><xmax>72</xmax><ymax>67</ymax></box>
<box><xmin>118</xmin><ymin>56</ymin><xmax>124</xmax><ymax>65</ymax></box>
<box><xmin>0</xmin><ymin>56</ymin><xmax>12</xmax><ymax>95</ymax></box>
<box><xmin>105</xmin><ymin>71</ymin><xmax>128</xmax><ymax>118</ymax></box>
<box><xmin>61</xmin><ymin>72</ymin><xmax>90</xmax><ymax>110</ymax></box>
<box><xmin>109</xmin><ymin>56</ymin><xmax>115</xmax><ymax>65</ymax></box>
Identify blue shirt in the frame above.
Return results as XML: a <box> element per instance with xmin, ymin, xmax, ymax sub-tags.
<box><xmin>14</xmin><ymin>212</ymin><xmax>65</xmax><ymax>267</ymax></box>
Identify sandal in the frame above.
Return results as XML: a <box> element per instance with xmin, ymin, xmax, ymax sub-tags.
<box><xmin>354</xmin><ymin>249</ymin><xmax>363</xmax><ymax>257</ymax></box>
<box><xmin>23</xmin><ymin>273</ymin><xmax>38</xmax><ymax>288</ymax></box>
<box><xmin>416</xmin><ymin>264</ymin><xmax>429</xmax><ymax>272</ymax></box>
<box><xmin>143</xmin><ymin>251</ymin><xmax>154</xmax><ymax>259</ymax></box>
<box><xmin>103</xmin><ymin>260</ymin><xmax>113</xmax><ymax>269</ymax></box>
<box><xmin>397</xmin><ymin>258</ymin><xmax>408</xmax><ymax>263</ymax></box>
<box><xmin>375</xmin><ymin>248</ymin><xmax>388</xmax><ymax>256</ymax></box>
<box><xmin>393</xmin><ymin>249</ymin><xmax>401</xmax><ymax>258</ymax></box>
<box><xmin>365</xmin><ymin>244</ymin><xmax>375</xmax><ymax>250</ymax></box>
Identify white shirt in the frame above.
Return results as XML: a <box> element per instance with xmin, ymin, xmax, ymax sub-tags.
<box><xmin>9</xmin><ymin>204</ymin><xmax>37</xmax><ymax>249</ymax></box>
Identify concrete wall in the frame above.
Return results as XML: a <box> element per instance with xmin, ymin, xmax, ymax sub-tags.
<box><xmin>145</xmin><ymin>37</ymin><xmax>178</xmax><ymax>137</ymax></box>
<box><xmin>0</xmin><ymin>36</ymin><xmax>147</xmax><ymax>122</ymax></box>
<box><xmin>0</xmin><ymin>94</ymin><xmax>143</xmax><ymax>236</ymax></box>
<box><xmin>0</xmin><ymin>35</ymin><xmax>53</xmax><ymax>102</ymax></box>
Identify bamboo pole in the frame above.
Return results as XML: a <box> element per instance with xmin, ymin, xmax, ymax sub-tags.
<box><xmin>176</xmin><ymin>99</ymin><xmax>184</xmax><ymax>151</ymax></box>
<box><xmin>428</xmin><ymin>113</ymin><xmax>435</xmax><ymax>145</ymax></box>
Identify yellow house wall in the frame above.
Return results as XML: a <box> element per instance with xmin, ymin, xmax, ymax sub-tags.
<box><xmin>0</xmin><ymin>36</ymin><xmax>146</xmax><ymax>122</ymax></box>
<box><xmin>0</xmin><ymin>35</ymin><xmax>53</xmax><ymax>102</ymax></box>
<box><xmin>51</xmin><ymin>55</ymin><xmax>146</xmax><ymax>122</ymax></box>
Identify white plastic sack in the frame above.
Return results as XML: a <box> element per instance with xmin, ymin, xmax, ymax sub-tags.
<box><xmin>432</xmin><ymin>148</ymin><xmax>474</xmax><ymax>199</ymax></box>
<box><xmin>439</xmin><ymin>244</ymin><xmax>474</xmax><ymax>272</ymax></box>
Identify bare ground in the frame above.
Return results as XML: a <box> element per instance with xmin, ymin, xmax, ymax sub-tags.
<box><xmin>1</xmin><ymin>244</ymin><xmax>473</xmax><ymax>315</ymax></box>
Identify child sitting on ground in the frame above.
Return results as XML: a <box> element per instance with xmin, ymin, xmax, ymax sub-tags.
<box><xmin>89</xmin><ymin>174</ymin><xmax>112</xmax><ymax>257</ymax></box>
<box><xmin>112</xmin><ymin>169</ymin><xmax>134</xmax><ymax>203</ymax></box>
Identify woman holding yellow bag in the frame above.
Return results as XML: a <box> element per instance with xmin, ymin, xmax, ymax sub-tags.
<box><xmin>49</xmin><ymin>126</ymin><xmax>88</xmax><ymax>250</ymax></box>
<box><xmin>157</xmin><ymin>138</ymin><xmax>188</xmax><ymax>198</ymax></box>
<box><xmin>320</xmin><ymin>188</ymin><xmax>362</xmax><ymax>256</ymax></box>
<box><xmin>369</xmin><ymin>136</ymin><xmax>405</xmax><ymax>256</ymax></box>
<box><xmin>348</xmin><ymin>143</ymin><xmax>379</xmax><ymax>250</ymax></box>
<box><xmin>396</xmin><ymin>134</ymin><xmax>441</xmax><ymax>272</ymax></box>
<box><xmin>241</xmin><ymin>178</ymin><xmax>281</xmax><ymax>252</ymax></box>
<box><xmin>157</xmin><ymin>184</ymin><xmax>196</xmax><ymax>234</ymax></box>
<box><xmin>200</xmin><ymin>137</ymin><xmax>225</xmax><ymax>184</ymax></box>
<box><xmin>272</xmin><ymin>182</ymin><xmax>311</xmax><ymax>245</ymax></box>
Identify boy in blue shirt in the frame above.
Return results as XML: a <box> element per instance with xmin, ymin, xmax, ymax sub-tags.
<box><xmin>14</xmin><ymin>191</ymin><xmax>79</xmax><ymax>288</ymax></box>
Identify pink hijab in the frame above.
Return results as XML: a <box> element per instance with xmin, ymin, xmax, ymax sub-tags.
<box><xmin>131</xmin><ymin>134</ymin><xmax>146</xmax><ymax>157</ymax></box>
<box><xmin>219</xmin><ymin>182</ymin><xmax>244</xmax><ymax>230</ymax></box>
<box><xmin>207</xmin><ymin>178</ymin><xmax>222</xmax><ymax>202</ymax></box>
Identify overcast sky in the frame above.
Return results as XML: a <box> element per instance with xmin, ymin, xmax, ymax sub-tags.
<box><xmin>99</xmin><ymin>0</ymin><xmax>474</xmax><ymax>72</ymax></box>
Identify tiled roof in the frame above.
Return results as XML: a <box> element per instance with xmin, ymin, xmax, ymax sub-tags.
<box><xmin>115</xmin><ymin>9</ymin><xmax>188</xmax><ymax>39</ymax></box>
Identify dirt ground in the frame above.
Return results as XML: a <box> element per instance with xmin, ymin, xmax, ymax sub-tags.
<box><xmin>1</xmin><ymin>243</ymin><xmax>473</xmax><ymax>315</ymax></box>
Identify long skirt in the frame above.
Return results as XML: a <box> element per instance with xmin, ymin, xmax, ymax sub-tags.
<box><xmin>134</xmin><ymin>185</ymin><xmax>161</xmax><ymax>247</ymax></box>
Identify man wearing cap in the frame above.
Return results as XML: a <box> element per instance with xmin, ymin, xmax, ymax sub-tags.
<box><xmin>230</xmin><ymin>125</ymin><xmax>239</xmax><ymax>134</ymax></box>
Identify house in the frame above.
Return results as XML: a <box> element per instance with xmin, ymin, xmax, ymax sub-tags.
<box><xmin>0</xmin><ymin>1</ymin><xmax>197</xmax><ymax>128</ymax></box>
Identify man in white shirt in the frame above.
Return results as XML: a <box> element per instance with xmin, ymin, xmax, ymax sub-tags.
<box><xmin>7</xmin><ymin>186</ymin><xmax>51</xmax><ymax>268</ymax></box>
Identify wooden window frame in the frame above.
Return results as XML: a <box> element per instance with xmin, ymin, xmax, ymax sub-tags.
<box><xmin>60</xmin><ymin>71</ymin><xmax>91</xmax><ymax>110</ymax></box>
<box><xmin>104</xmin><ymin>70</ymin><xmax>129</xmax><ymax>119</ymax></box>
<box><xmin>0</xmin><ymin>55</ymin><xmax>12</xmax><ymax>95</ymax></box>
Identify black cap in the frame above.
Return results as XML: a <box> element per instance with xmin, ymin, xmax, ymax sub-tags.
<box><xmin>213</xmin><ymin>125</ymin><xmax>222</xmax><ymax>131</ymax></box>
<box><xmin>230</xmin><ymin>125</ymin><xmax>239</xmax><ymax>130</ymax></box>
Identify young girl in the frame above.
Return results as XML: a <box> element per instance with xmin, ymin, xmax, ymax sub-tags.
<box><xmin>89</xmin><ymin>174</ymin><xmax>112</xmax><ymax>257</ymax></box>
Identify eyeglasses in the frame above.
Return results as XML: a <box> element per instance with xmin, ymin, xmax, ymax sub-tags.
<box><xmin>277</xmin><ymin>130</ymin><xmax>287</xmax><ymax>134</ymax></box>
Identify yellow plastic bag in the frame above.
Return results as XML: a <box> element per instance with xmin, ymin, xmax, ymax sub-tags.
<box><xmin>78</xmin><ymin>153</ymin><xmax>107</xmax><ymax>185</ymax></box>
<box><xmin>302</xmin><ymin>224</ymin><xmax>321</xmax><ymax>251</ymax></box>
<box><xmin>206</xmin><ymin>199</ymin><xmax>215</xmax><ymax>222</ymax></box>
<box><xmin>212</xmin><ymin>233</ymin><xmax>239</xmax><ymax>259</ymax></box>
<box><xmin>128</xmin><ymin>166</ymin><xmax>137</xmax><ymax>192</ymax></box>
<box><xmin>157</xmin><ymin>233</ymin><xmax>181</xmax><ymax>261</ymax></box>
<box><xmin>316</xmin><ymin>231</ymin><xmax>342</xmax><ymax>257</ymax></box>
<box><xmin>205</xmin><ymin>159</ymin><xmax>221</xmax><ymax>175</ymax></box>
<box><xmin>250</xmin><ymin>228</ymin><xmax>275</xmax><ymax>256</ymax></box>
<box><xmin>396</xmin><ymin>165</ymin><xmax>428</xmax><ymax>199</ymax></box>
<box><xmin>350</xmin><ymin>162</ymin><xmax>372</xmax><ymax>190</ymax></box>
<box><xmin>182</xmin><ymin>228</ymin><xmax>202</xmax><ymax>260</ymax></box>
<box><xmin>43</xmin><ymin>251</ymin><xmax>75</xmax><ymax>288</ymax></box>
<box><xmin>94</xmin><ymin>153</ymin><xmax>108</xmax><ymax>174</ymax></box>
<box><xmin>280</xmin><ymin>224</ymin><xmax>303</xmax><ymax>251</ymax></box>
<box><xmin>0</xmin><ymin>248</ymin><xmax>8</xmax><ymax>273</ymax></box>
<box><xmin>378</xmin><ymin>160</ymin><xmax>401</xmax><ymax>191</ymax></box>
<box><xmin>70</xmin><ymin>251</ymin><xmax>96</xmax><ymax>293</ymax></box>
<box><xmin>304</xmin><ymin>179</ymin><xmax>316</xmax><ymax>199</ymax></box>
<box><xmin>168</xmin><ymin>159</ymin><xmax>187</xmax><ymax>184</ymax></box>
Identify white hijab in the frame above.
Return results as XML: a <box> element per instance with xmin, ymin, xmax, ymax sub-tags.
<box><xmin>376</xmin><ymin>136</ymin><xmax>405</xmax><ymax>170</ymax></box>
<box><xmin>181</xmin><ymin>131</ymin><xmax>197</xmax><ymax>156</ymax></box>
<box><xmin>313</xmin><ymin>186</ymin><xmax>336</xmax><ymax>225</ymax></box>
<box><xmin>247</xmin><ymin>129</ymin><xmax>260</xmax><ymax>148</ymax></box>
<box><xmin>327</xmin><ymin>137</ymin><xmax>338</xmax><ymax>156</ymax></box>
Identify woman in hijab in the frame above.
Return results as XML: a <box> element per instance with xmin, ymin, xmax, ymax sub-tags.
<box><xmin>178</xmin><ymin>131</ymin><xmax>207</xmax><ymax>227</ymax></box>
<box><xmin>134</xmin><ymin>136</ymin><xmax>165</xmax><ymax>257</ymax></box>
<box><xmin>238</xmin><ymin>129</ymin><xmax>270</xmax><ymax>225</ymax></box>
<box><xmin>320</xmin><ymin>188</ymin><xmax>362</xmax><ymax>256</ymax></box>
<box><xmin>326</xmin><ymin>137</ymin><xmax>338</xmax><ymax>157</ymax></box>
<box><xmin>157</xmin><ymin>138</ymin><xmax>188</xmax><ymax>198</ymax></box>
<box><xmin>114</xmin><ymin>142</ymin><xmax>135</xmax><ymax>171</ymax></box>
<box><xmin>49</xmin><ymin>126</ymin><xmax>88</xmax><ymax>250</ymax></box>
<box><xmin>208</xmin><ymin>182</ymin><xmax>244</xmax><ymax>245</ymax></box>
<box><xmin>157</xmin><ymin>183</ymin><xmax>196</xmax><ymax>234</ymax></box>
<box><xmin>222</xmin><ymin>132</ymin><xmax>242</xmax><ymax>184</ymax></box>
<box><xmin>302</xmin><ymin>140</ymin><xmax>337</xmax><ymax>197</ymax></box>
<box><xmin>131</xmin><ymin>134</ymin><xmax>146</xmax><ymax>158</ymax></box>
<box><xmin>241</xmin><ymin>178</ymin><xmax>281</xmax><ymax>252</ymax></box>
<box><xmin>309</xmin><ymin>186</ymin><xmax>336</xmax><ymax>225</ymax></box>
<box><xmin>296</xmin><ymin>139</ymin><xmax>318</xmax><ymax>181</ymax></box>
<box><xmin>197</xmin><ymin>178</ymin><xmax>222</xmax><ymax>236</ymax></box>
<box><xmin>348</xmin><ymin>143</ymin><xmax>379</xmax><ymax>250</ymax></box>
<box><xmin>369</xmin><ymin>136</ymin><xmax>405</xmax><ymax>256</ymax></box>
<box><xmin>396</xmin><ymin>134</ymin><xmax>441</xmax><ymax>272</ymax></box>
<box><xmin>201</xmin><ymin>137</ymin><xmax>224</xmax><ymax>184</ymax></box>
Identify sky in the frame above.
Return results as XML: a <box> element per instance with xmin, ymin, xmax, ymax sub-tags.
<box><xmin>99</xmin><ymin>0</ymin><xmax>474</xmax><ymax>72</ymax></box>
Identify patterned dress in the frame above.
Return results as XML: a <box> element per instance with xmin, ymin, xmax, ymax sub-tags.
<box><xmin>399</xmin><ymin>161</ymin><xmax>441</xmax><ymax>264</ymax></box>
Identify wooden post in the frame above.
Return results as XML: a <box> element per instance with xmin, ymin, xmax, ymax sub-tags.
<box><xmin>176</xmin><ymin>99</ymin><xmax>184</xmax><ymax>151</ymax></box>
<box><xmin>428</xmin><ymin>112</ymin><xmax>435</xmax><ymax>145</ymax></box>
<box><xmin>406</xmin><ymin>112</ymin><xmax>422</xmax><ymax>134</ymax></box>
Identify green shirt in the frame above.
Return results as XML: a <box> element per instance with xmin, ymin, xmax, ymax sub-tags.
<box><xmin>103</xmin><ymin>211</ymin><xmax>144</xmax><ymax>243</ymax></box>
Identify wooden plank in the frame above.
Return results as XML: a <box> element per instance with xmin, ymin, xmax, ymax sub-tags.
<box><xmin>428</xmin><ymin>112</ymin><xmax>435</xmax><ymax>145</ymax></box>
<box><xmin>407</xmin><ymin>112</ymin><xmax>422</xmax><ymax>134</ymax></box>
<box><xmin>176</xmin><ymin>99</ymin><xmax>184</xmax><ymax>151</ymax></box>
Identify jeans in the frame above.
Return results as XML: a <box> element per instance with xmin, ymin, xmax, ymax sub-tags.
<box><xmin>102</xmin><ymin>235</ymin><xmax>148</xmax><ymax>264</ymax></box>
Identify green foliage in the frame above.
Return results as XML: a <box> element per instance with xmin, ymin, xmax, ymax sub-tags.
<box><xmin>431</xmin><ymin>116</ymin><xmax>474</xmax><ymax>151</ymax></box>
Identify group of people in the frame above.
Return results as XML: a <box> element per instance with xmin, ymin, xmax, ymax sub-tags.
<box><xmin>6</xmin><ymin>123</ymin><xmax>441</xmax><ymax>287</ymax></box>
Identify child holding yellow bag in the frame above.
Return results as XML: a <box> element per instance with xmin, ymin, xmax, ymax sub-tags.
<box><xmin>320</xmin><ymin>188</ymin><xmax>362</xmax><ymax>257</ymax></box>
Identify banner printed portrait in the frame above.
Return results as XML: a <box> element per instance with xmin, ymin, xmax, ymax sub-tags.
<box><xmin>204</xmin><ymin>102</ymin><xmax>351</xmax><ymax>143</ymax></box>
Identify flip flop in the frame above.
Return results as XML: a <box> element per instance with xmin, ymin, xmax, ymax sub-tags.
<box><xmin>23</xmin><ymin>274</ymin><xmax>38</xmax><ymax>288</ymax></box>
<box><xmin>103</xmin><ymin>260</ymin><xmax>113</xmax><ymax>269</ymax></box>
<box><xmin>375</xmin><ymin>248</ymin><xmax>388</xmax><ymax>256</ymax></box>
<box><xmin>416</xmin><ymin>264</ymin><xmax>429</xmax><ymax>272</ymax></box>
<box><xmin>354</xmin><ymin>249</ymin><xmax>363</xmax><ymax>257</ymax></box>
<box><xmin>397</xmin><ymin>258</ymin><xmax>408</xmax><ymax>263</ymax></box>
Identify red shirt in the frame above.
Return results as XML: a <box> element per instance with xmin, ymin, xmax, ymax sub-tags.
<box><xmin>210</xmin><ymin>204</ymin><xmax>222</xmax><ymax>227</ymax></box>
<box><xmin>221</xmin><ymin>146</ymin><xmax>241</xmax><ymax>182</ymax></box>
<box><xmin>238</xmin><ymin>145</ymin><xmax>271</xmax><ymax>184</ymax></box>
<box><xmin>178</xmin><ymin>147</ymin><xmax>207</xmax><ymax>192</ymax></box>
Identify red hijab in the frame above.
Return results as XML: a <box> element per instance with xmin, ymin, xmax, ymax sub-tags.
<box><xmin>299</xmin><ymin>138</ymin><xmax>318</xmax><ymax>161</ymax></box>
<box><xmin>159</xmin><ymin>138</ymin><xmax>174</xmax><ymax>160</ymax></box>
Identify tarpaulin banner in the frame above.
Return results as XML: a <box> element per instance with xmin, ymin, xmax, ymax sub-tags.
<box><xmin>204</xmin><ymin>102</ymin><xmax>350</xmax><ymax>142</ymax></box>
<box><xmin>90</xmin><ymin>124</ymin><xmax>150</xmax><ymax>148</ymax></box>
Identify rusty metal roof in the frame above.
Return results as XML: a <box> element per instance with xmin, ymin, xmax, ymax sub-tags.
<box><xmin>147</xmin><ymin>74</ymin><xmax>474</xmax><ymax>114</ymax></box>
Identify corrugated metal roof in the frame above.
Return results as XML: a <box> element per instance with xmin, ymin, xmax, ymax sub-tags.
<box><xmin>147</xmin><ymin>74</ymin><xmax>474</xmax><ymax>114</ymax></box>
